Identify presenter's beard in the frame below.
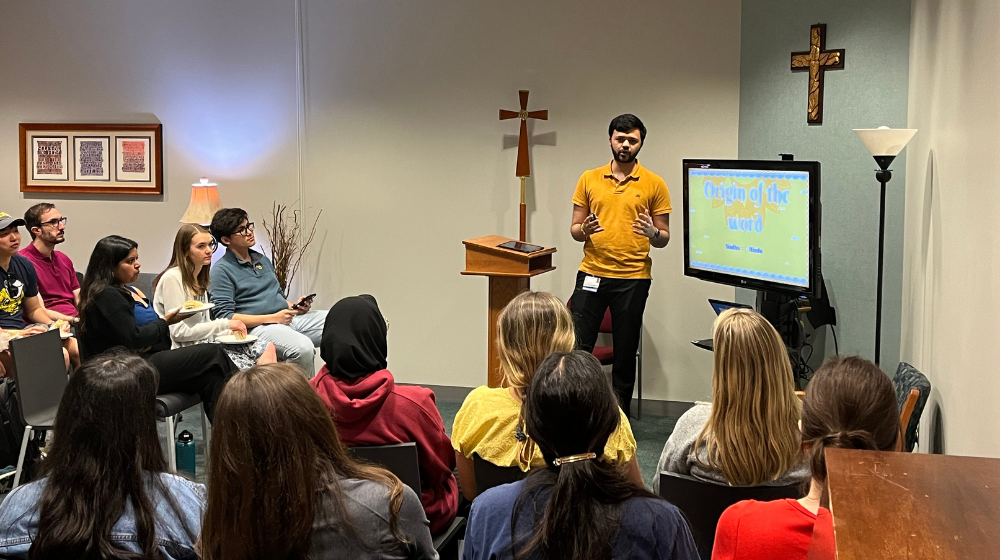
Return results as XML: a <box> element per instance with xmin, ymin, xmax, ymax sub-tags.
<box><xmin>613</xmin><ymin>147</ymin><xmax>640</xmax><ymax>163</ymax></box>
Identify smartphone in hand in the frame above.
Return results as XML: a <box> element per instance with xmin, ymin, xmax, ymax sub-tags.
<box><xmin>292</xmin><ymin>293</ymin><xmax>317</xmax><ymax>310</ymax></box>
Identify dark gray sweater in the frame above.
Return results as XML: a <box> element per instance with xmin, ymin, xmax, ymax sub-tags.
<box><xmin>309</xmin><ymin>477</ymin><xmax>437</xmax><ymax>560</ymax></box>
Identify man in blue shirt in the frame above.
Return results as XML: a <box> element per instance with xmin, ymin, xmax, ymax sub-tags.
<box><xmin>208</xmin><ymin>208</ymin><xmax>327</xmax><ymax>375</ymax></box>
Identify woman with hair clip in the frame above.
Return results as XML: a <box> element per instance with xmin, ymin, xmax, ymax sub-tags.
<box><xmin>451</xmin><ymin>291</ymin><xmax>641</xmax><ymax>501</ymax></box>
<box><xmin>152</xmin><ymin>224</ymin><xmax>276</xmax><ymax>369</ymax></box>
<box><xmin>654</xmin><ymin>308</ymin><xmax>808</xmax><ymax>490</ymax></box>
<box><xmin>0</xmin><ymin>350</ymin><xmax>205</xmax><ymax>559</ymax></box>
<box><xmin>464</xmin><ymin>350</ymin><xmax>698</xmax><ymax>560</ymax></box>
<box><xmin>712</xmin><ymin>355</ymin><xmax>900</xmax><ymax>560</ymax></box>
<box><xmin>199</xmin><ymin>363</ymin><xmax>436</xmax><ymax>560</ymax></box>
<box><xmin>77</xmin><ymin>235</ymin><xmax>237</xmax><ymax>420</ymax></box>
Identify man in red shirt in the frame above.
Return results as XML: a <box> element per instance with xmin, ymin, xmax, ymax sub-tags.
<box><xmin>19</xmin><ymin>203</ymin><xmax>80</xmax><ymax>324</ymax></box>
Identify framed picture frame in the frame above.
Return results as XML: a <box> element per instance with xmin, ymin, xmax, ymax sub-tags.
<box><xmin>31</xmin><ymin>136</ymin><xmax>69</xmax><ymax>181</ymax></box>
<box><xmin>19</xmin><ymin>123</ymin><xmax>162</xmax><ymax>195</ymax></box>
<box><xmin>73</xmin><ymin>136</ymin><xmax>111</xmax><ymax>182</ymax></box>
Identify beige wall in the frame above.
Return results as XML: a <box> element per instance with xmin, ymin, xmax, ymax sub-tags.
<box><xmin>299</xmin><ymin>0</ymin><xmax>741</xmax><ymax>398</ymax></box>
<box><xmin>2</xmin><ymin>0</ymin><xmax>743</xmax><ymax>401</ymax></box>
<box><xmin>903</xmin><ymin>0</ymin><xmax>1000</xmax><ymax>456</ymax></box>
<box><xmin>0</xmin><ymin>0</ymin><xmax>301</xmax><ymax>272</ymax></box>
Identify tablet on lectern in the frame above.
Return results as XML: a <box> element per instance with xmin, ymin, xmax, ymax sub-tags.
<box><xmin>498</xmin><ymin>241</ymin><xmax>543</xmax><ymax>253</ymax></box>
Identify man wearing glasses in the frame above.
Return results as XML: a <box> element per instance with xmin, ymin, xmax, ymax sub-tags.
<box><xmin>19</xmin><ymin>203</ymin><xmax>80</xmax><ymax>323</ymax></box>
<box><xmin>209</xmin><ymin>208</ymin><xmax>327</xmax><ymax>375</ymax></box>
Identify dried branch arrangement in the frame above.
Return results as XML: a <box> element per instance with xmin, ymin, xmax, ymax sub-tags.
<box><xmin>261</xmin><ymin>202</ymin><xmax>322</xmax><ymax>296</ymax></box>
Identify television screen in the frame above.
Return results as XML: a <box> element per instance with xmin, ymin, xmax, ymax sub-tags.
<box><xmin>682</xmin><ymin>159</ymin><xmax>821</xmax><ymax>296</ymax></box>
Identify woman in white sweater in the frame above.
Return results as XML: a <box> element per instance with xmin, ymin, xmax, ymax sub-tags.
<box><xmin>153</xmin><ymin>224</ymin><xmax>275</xmax><ymax>370</ymax></box>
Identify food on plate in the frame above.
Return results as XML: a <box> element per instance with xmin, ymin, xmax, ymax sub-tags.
<box><xmin>182</xmin><ymin>300</ymin><xmax>203</xmax><ymax>311</ymax></box>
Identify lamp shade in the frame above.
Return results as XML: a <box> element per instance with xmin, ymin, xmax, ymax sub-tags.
<box><xmin>180</xmin><ymin>177</ymin><xmax>222</xmax><ymax>224</ymax></box>
<box><xmin>853</xmin><ymin>126</ymin><xmax>918</xmax><ymax>156</ymax></box>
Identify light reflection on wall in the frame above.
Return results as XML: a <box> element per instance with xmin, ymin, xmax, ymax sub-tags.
<box><xmin>156</xmin><ymin>68</ymin><xmax>294</xmax><ymax>179</ymax></box>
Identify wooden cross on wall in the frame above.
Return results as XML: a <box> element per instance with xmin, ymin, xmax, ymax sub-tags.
<box><xmin>790</xmin><ymin>24</ymin><xmax>845</xmax><ymax>124</ymax></box>
<box><xmin>500</xmin><ymin>90</ymin><xmax>548</xmax><ymax>241</ymax></box>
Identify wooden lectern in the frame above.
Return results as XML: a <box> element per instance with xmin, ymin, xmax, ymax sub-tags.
<box><xmin>462</xmin><ymin>235</ymin><xmax>556</xmax><ymax>387</ymax></box>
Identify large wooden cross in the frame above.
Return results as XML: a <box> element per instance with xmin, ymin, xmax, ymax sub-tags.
<box><xmin>500</xmin><ymin>90</ymin><xmax>547</xmax><ymax>241</ymax></box>
<box><xmin>790</xmin><ymin>24</ymin><xmax>845</xmax><ymax>124</ymax></box>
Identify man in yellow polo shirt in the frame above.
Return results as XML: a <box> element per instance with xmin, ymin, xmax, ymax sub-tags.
<box><xmin>569</xmin><ymin>114</ymin><xmax>671</xmax><ymax>414</ymax></box>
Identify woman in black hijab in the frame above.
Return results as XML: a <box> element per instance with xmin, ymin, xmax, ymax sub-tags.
<box><xmin>309</xmin><ymin>295</ymin><xmax>458</xmax><ymax>535</ymax></box>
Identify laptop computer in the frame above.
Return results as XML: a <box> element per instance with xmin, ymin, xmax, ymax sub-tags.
<box><xmin>692</xmin><ymin>299</ymin><xmax>754</xmax><ymax>350</ymax></box>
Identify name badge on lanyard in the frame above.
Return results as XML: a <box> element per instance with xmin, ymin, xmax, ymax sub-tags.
<box><xmin>582</xmin><ymin>275</ymin><xmax>601</xmax><ymax>293</ymax></box>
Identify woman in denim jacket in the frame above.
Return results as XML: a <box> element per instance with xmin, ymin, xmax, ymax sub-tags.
<box><xmin>0</xmin><ymin>350</ymin><xmax>204</xmax><ymax>560</ymax></box>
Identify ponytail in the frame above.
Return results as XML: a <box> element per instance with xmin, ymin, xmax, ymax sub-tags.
<box><xmin>808</xmin><ymin>429</ymin><xmax>879</xmax><ymax>481</ymax></box>
<box><xmin>511</xmin><ymin>460</ymin><xmax>653</xmax><ymax>560</ymax></box>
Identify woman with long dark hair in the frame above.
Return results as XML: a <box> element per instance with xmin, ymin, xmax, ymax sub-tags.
<box><xmin>463</xmin><ymin>350</ymin><xmax>697</xmax><ymax>560</ymax></box>
<box><xmin>0</xmin><ymin>350</ymin><xmax>204</xmax><ymax>559</ymax></box>
<box><xmin>78</xmin><ymin>235</ymin><xmax>236</xmax><ymax>419</ymax></box>
<box><xmin>200</xmin><ymin>363</ymin><xmax>436</xmax><ymax>560</ymax></box>
<box><xmin>712</xmin><ymin>356</ymin><xmax>900</xmax><ymax>560</ymax></box>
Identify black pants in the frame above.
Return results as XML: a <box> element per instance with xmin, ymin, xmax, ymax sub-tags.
<box><xmin>148</xmin><ymin>344</ymin><xmax>237</xmax><ymax>422</ymax></box>
<box><xmin>570</xmin><ymin>271</ymin><xmax>651</xmax><ymax>415</ymax></box>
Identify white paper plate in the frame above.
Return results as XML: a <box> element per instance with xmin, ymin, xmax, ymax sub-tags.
<box><xmin>171</xmin><ymin>302</ymin><xmax>215</xmax><ymax>314</ymax></box>
<box><xmin>217</xmin><ymin>334</ymin><xmax>257</xmax><ymax>345</ymax></box>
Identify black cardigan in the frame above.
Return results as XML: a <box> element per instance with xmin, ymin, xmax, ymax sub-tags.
<box><xmin>80</xmin><ymin>286</ymin><xmax>171</xmax><ymax>359</ymax></box>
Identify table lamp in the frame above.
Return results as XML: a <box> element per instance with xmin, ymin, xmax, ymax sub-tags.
<box><xmin>853</xmin><ymin>126</ymin><xmax>917</xmax><ymax>366</ymax></box>
<box><xmin>180</xmin><ymin>177</ymin><xmax>222</xmax><ymax>225</ymax></box>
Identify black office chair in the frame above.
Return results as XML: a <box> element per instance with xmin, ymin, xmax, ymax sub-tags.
<box><xmin>350</xmin><ymin>443</ymin><xmax>466</xmax><ymax>560</ymax></box>
<box><xmin>892</xmin><ymin>362</ymin><xmax>931</xmax><ymax>452</ymax></box>
<box><xmin>472</xmin><ymin>452</ymin><xmax>525</xmax><ymax>495</ymax></box>
<box><xmin>658</xmin><ymin>471</ymin><xmax>804</xmax><ymax>560</ymax></box>
<box><xmin>8</xmin><ymin>329</ymin><xmax>68</xmax><ymax>487</ymax></box>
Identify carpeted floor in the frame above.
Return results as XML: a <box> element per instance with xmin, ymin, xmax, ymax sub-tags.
<box><xmin>162</xmin><ymin>399</ymin><xmax>680</xmax><ymax>489</ymax></box>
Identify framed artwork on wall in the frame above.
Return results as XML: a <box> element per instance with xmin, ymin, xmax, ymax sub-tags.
<box><xmin>30</xmin><ymin>136</ymin><xmax>69</xmax><ymax>181</ymax></box>
<box><xmin>73</xmin><ymin>136</ymin><xmax>110</xmax><ymax>182</ymax></box>
<box><xmin>19</xmin><ymin>123</ymin><xmax>162</xmax><ymax>194</ymax></box>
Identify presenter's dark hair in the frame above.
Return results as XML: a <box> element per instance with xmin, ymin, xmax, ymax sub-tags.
<box><xmin>29</xmin><ymin>350</ymin><xmax>192</xmax><ymax>560</ymax></box>
<box><xmin>609</xmin><ymin>114</ymin><xmax>646</xmax><ymax>141</ymax></box>
<box><xmin>511</xmin><ymin>351</ymin><xmax>658</xmax><ymax>560</ymax></box>
<box><xmin>209</xmin><ymin>207</ymin><xmax>249</xmax><ymax>246</ymax></box>
<box><xmin>23</xmin><ymin>202</ymin><xmax>56</xmax><ymax>240</ymax></box>
<box><xmin>78</xmin><ymin>235</ymin><xmax>139</xmax><ymax>332</ymax></box>
<box><xmin>802</xmin><ymin>355</ymin><xmax>899</xmax><ymax>485</ymax></box>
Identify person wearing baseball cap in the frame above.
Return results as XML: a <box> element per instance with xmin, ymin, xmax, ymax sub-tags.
<box><xmin>0</xmin><ymin>211</ymin><xmax>75</xmax><ymax>373</ymax></box>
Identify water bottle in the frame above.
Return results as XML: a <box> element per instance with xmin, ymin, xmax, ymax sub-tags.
<box><xmin>175</xmin><ymin>430</ymin><xmax>196</xmax><ymax>477</ymax></box>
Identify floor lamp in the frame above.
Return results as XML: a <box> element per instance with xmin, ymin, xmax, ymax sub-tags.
<box><xmin>853</xmin><ymin>127</ymin><xmax>917</xmax><ymax>366</ymax></box>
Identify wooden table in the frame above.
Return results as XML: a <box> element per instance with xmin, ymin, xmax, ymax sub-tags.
<box><xmin>826</xmin><ymin>448</ymin><xmax>1000</xmax><ymax>560</ymax></box>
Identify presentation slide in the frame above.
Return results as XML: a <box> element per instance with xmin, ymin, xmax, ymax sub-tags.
<box><xmin>687</xmin><ymin>167</ymin><xmax>810</xmax><ymax>288</ymax></box>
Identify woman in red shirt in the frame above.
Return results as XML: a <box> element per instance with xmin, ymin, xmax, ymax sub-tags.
<box><xmin>309</xmin><ymin>295</ymin><xmax>458</xmax><ymax>536</ymax></box>
<box><xmin>712</xmin><ymin>356</ymin><xmax>900</xmax><ymax>560</ymax></box>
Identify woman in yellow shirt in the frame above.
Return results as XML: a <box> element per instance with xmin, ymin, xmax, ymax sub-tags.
<box><xmin>451</xmin><ymin>291</ymin><xmax>641</xmax><ymax>500</ymax></box>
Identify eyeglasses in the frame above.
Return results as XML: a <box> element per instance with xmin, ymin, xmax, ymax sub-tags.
<box><xmin>233</xmin><ymin>222</ymin><xmax>255</xmax><ymax>237</ymax></box>
<box><xmin>40</xmin><ymin>217</ymin><xmax>68</xmax><ymax>228</ymax></box>
<box><xmin>209</xmin><ymin>236</ymin><xmax>219</xmax><ymax>253</ymax></box>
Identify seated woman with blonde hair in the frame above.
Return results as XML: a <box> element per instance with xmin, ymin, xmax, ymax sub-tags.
<box><xmin>451</xmin><ymin>291</ymin><xmax>641</xmax><ymax>500</ymax></box>
<box><xmin>654</xmin><ymin>308</ymin><xmax>808</xmax><ymax>490</ymax></box>
<box><xmin>712</xmin><ymin>355</ymin><xmax>900</xmax><ymax>560</ymax></box>
<box><xmin>153</xmin><ymin>224</ymin><xmax>275</xmax><ymax>369</ymax></box>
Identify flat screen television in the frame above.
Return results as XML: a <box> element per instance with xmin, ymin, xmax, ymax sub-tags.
<box><xmin>682</xmin><ymin>159</ymin><xmax>821</xmax><ymax>297</ymax></box>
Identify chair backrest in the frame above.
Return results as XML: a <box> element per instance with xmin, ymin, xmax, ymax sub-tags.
<box><xmin>349</xmin><ymin>442</ymin><xmax>421</xmax><ymax>494</ymax></box>
<box><xmin>131</xmin><ymin>272</ymin><xmax>157</xmax><ymax>302</ymax></box>
<box><xmin>892</xmin><ymin>362</ymin><xmax>931</xmax><ymax>452</ymax></box>
<box><xmin>8</xmin><ymin>329</ymin><xmax>68</xmax><ymax>428</ymax></box>
<box><xmin>658</xmin><ymin>471</ymin><xmax>803</xmax><ymax>560</ymax></box>
<box><xmin>473</xmin><ymin>453</ymin><xmax>525</xmax><ymax>495</ymax></box>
